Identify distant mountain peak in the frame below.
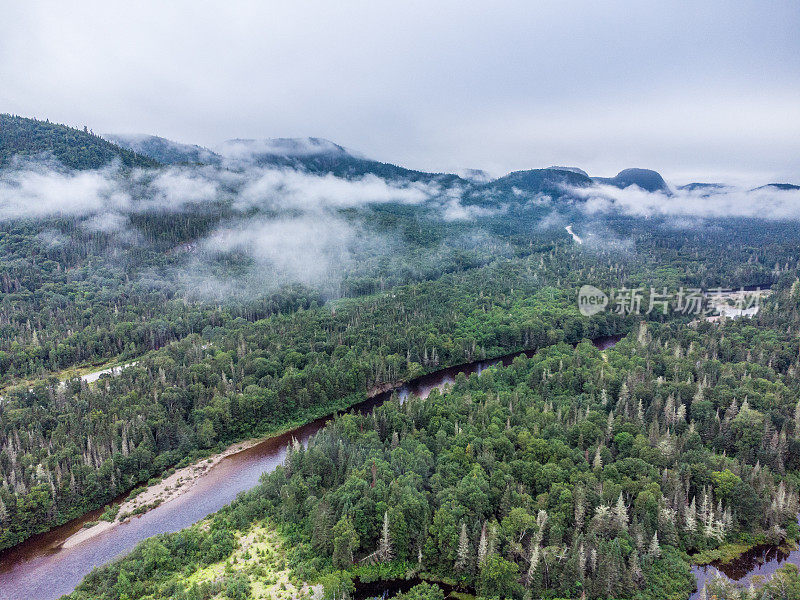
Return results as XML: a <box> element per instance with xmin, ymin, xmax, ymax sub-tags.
<box><xmin>462</xmin><ymin>167</ymin><xmax>593</xmax><ymax>206</ymax></box>
<box><xmin>103</xmin><ymin>133</ymin><xmax>219</xmax><ymax>165</ymax></box>
<box><xmin>677</xmin><ymin>182</ymin><xmax>731</xmax><ymax>196</ymax></box>
<box><xmin>677</xmin><ymin>182</ymin><xmax>727</xmax><ymax>191</ymax></box>
<box><xmin>215</xmin><ymin>137</ymin><xmax>361</xmax><ymax>161</ymax></box>
<box><xmin>750</xmin><ymin>183</ymin><xmax>800</xmax><ymax>192</ymax></box>
<box><xmin>594</xmin><ymin>168</ymin><xmax>671</xmax><ymax>194</ymax></box>
<box><xmin>457</xmin><ymin>168</ymin><xmax>494</xmax><ymax>183</ymax></box>
<box><xmin>547</xmin><ymin>166</ymin><xmax>589</xmax><ymax>177</ymax></box>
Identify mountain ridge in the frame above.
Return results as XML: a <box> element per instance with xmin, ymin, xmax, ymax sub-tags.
<box><xmin>593</xmin><ymin>168</ymin><xmax>671</xmax><ymax>194</ymax></box>
<box><xmin>102</xmin><ymin>133</ymin><xmax>220</xmax><ymax>166</ymax></box>
<box><xmin>6</xmin><ymin>114</ymin><xmax>798</xmax><ymax>199</ymax></box>
<box><xmin>0</xmin><ymin>114</ymin><xmax>160</xmax><ymax>170</ymax></box>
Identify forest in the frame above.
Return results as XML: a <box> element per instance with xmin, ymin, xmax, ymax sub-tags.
<box><xmin>66</xmin><ymin>282</ymin><xmax>800</xmax><ymax>600</ymax></box>
<box><xmin>1</xmin><ymin>115</ymin><xmax>800</xmax><ymax>600</ymax></box>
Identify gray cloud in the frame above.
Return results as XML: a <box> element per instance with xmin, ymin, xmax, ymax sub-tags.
<box><xmin>440</xmin><ymin>187</ymin><xmax>505</xmax><ymax>221</ymax></box>
<box><xmin>571</xmin><ymin>183</ymin><xmax>800</xmax><ymax>221</ymax></box>
<box><xmin>139</xmin><ymin>167</ymin><xmax>221</xmax><ymax>210</ymax></box>
<box><xmin>82</xmin><ymin>211</ymin><xmax>129</xmax><ymax>233</ymax></box>
<box><xmin>199</xmin><ymin>214</ymin><xmax>355</xmax><ymax>289</ymax></box>
<box><xmin>0</xmin><ymin>162</ymin><xmax>130</xmax><ymax>220</ymax></box>
<box><xmin>1</xmin><ymin>1</ymin><xmax>797</xmax><ymax>181</ymax></box>
<box><xmin>235</xmin><ymin>169</ymin><xmax>434</xmax><ymax>211</ymax></box>
<box><xmin>0</xmin><ymin>157</ymin><xmax>457</xmax><ymax>298</ymax></box>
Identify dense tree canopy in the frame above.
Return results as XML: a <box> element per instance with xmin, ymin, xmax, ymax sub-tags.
<box><xmin>2</xmin><ymin>116</ymin><xmax>800</xmax><ymax>600</ymax></box>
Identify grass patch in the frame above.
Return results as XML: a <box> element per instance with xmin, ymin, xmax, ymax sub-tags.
<box><xmin>692</xmin><ymin>542</ymin><xmax>754</xmax><ymax>565</ymax></box>
<box><xmin>181</xmin><ymin>521</ymin><xmax>307</xmax><ymax>600</ymax></box>
<box><xmin>99</xmin><ymin>504</ymin><xmax>120</xmax><ymax>522</ymax></box>
<box><xmin>126</xmin><ymin>486</ymin><xmax>147</xmax><ymax>501</ymax></box>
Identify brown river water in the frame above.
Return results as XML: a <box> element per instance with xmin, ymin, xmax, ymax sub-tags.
<box><xmin>1</xmin><ymin>335</ymin><xmax>622</xmax><ymax>600</ymax></box>
<box><xmin>690</xmin><ymin>533</ymin><xmax>800</xmax><ymax>598</ymax></box>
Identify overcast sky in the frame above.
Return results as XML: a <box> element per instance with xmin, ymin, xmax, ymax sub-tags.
<box><xmin>1</xmin><ymin>1</ymin><xmax>798</xmax><ymax>184</ymax></box>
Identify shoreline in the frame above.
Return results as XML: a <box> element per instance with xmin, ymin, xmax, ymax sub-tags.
<box><xmin>58</xmin><ymin>386</ymin><xmax>393</xmax><ymax>550</ymax></box>
<box><xmin>58</xmin><ymin>377</ymin><xmax>431</xmax><ymax>550</ymax></box>
<box><xmin>52</xmin><ymin>335</ymin><xmax>624</xmax><ymax>552</ymax></box>
<box><xmin>12</xmin><ymin>334</ymin><xmax>625</xmax><ymax>549</ymax></box>
<box><xmin>60</xmin><ymin>436</ymin><xmax>265</xmax><ymax>549</ymax></box>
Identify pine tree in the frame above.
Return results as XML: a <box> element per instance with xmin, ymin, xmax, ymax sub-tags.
<box><xmin>487</xmin><ymin>521</ymin><xmax>498</xmax><ymax>558</ymax></box>
<box><xmin>629</xmin><ymin>550</ymin><xmax>644</xmax><ymax>586</ymax></box>
<box><xmin>637</xmin><ymin>321</ymin><xmax>648</xmax><ymax>345</ymax></box>
<box><xmin>618</xmin><ymin>382</ymin><xmax>630</xmax><ymax>407</ymax></box>
<box><xmin>794</xmin><ymin>399</ymin><xmax>800</xmax><ymax>437</ymax></box>
<box><xmin>526</xmin><ymin>539</ymin><xmax>541</xmax><ymax>585</ymax></box>
<box><xmin>455</xmin><ymin>523</ymin><xmax>470</xmax><ymax>571</ymax></box>
<box><xmin>648</xmin><ymin>532</ymin><xmax>661</xmax><ymax>558</ymax></box>
<box><xmin>477</xmin><ymin>522</ymin><xmax>488</xmax><ymax>566</ymax></box>
<box><xmin>614</xmin><ymin>492</ymin><xmax>628</xmax><ymax>531</ymax></box>
<box><xmin>574</xmin><ymin>486</ymin><xmax>586</xmax><ymax>533</ymax></box>
<box><xmin>593</xmin><ymin>446</ymin><xmax>603</xmax><ymax>470</ymax></box>
<box><xmin>684</xmin><ymin>496</ymin><xmax>697</xmax><ymax>533</ymax></box>
<box><xmin>377</xmin><ymin>511</ymin><xmax>393</xmax><ymax>561</ymax></box>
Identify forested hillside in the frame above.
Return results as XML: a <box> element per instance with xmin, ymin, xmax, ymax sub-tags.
<box><xmin>0</xmin><ymin>256</ymin><xmax>630</xmax><ymax>550</ymax></box>
<box><xmin>2</xmin><ymin>116</ymin><xmax>800</xmax><ymax>600</ymax></box>
<box><xmin>0</xmin><ymin>115</ymin><xmax>159</xmax><ymax>170</ymax></box>
<box><xmin>66</xmin><ymin>283</ymin><xmax>800</xmax><ymax>600</ymax></box>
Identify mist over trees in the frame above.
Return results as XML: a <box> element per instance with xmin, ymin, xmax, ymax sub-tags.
<box><xmin>66</xmin><ymin>285</ymin><xmax>800</xmax><ymax>600</ymax></box>
<box><xmin>2</xmin><ymin>115</ymin><xmax>800</xmax><ymax>599</ymax></box>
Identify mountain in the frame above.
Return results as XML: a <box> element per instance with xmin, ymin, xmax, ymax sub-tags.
<box><xmin>677</xmin><ymin>182</ymin><xmax>728</xmax><ymax>192</ymax></box>
<box><xmin>751</xmin><ymin>183</ymin><xmax>800</xmax><ymax>192</ymax></box>
<box><xmin>103</xmin><ymin>133</ymin><xmax>220</xmax><ymax>165</ymax></box>
<box><xmin>548</xmin><ymin>166</ymin><xmax>589</xmax><ymax>177</ymax></box>
<box><xmin>0</xmin><ymin>114</ymin><xmax>159</xmax><ymax>170</ymax></box>
<box><xmin>216</xmin><ymin>137</ymin><xmax>354</xmax><ymax>162</ymax></box>
<box><xmin>457</xmin><ymin>168</ymin><xmax>494</xmax><ymax>183</ymax></box>
<box><xmin>594</xmin><ymin>168</ymin><xmax>671</xmax><ymax>194</ymax></box>
<box><xmin>466</xmin><ymin>167</ymin><xmax>593</xmax><ymax>205</ymax></box>
<box><xmin>677</xmin><ymin>182</ymin><xmax>731</xmax><ymax>196</ymax></box>
<box><xmin>216</xmin><ymin>136</ymin><xmax>466</xmax><ymax>185</ymax></box>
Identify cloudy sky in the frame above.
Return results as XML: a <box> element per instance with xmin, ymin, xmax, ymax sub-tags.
<box><xmin>1</xmin><ymin>1</ymin><xmax>798</xmax><ymax>184</ymax></box>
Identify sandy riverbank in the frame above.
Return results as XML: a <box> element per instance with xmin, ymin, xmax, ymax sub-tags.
<box><xmin>59</xmin><ymin>387</ymin><xmax>392</xmax><ymax>550</ymax></box>
<box><xmin>60</xmin><ymin>437</ymin><xmax>265</xmax><ymax>549</ymax></box>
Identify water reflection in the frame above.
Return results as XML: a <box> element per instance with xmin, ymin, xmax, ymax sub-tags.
<box><xmin>690</xmin><ymin>522</ymin><xmax>800</xmax><ymax>598</ymax></box>
<box><xmin>0</xmin><ymin>335</ymin><xmax>621</xmax><ymax>600</ymax></box>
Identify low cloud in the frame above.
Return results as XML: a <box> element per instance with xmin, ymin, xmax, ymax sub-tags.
<box><xmin>439</xmin><ymin>186</ymin><xmax>504</xmax><ymax>221</ymax></box>
<box><xmin>236</xmin><ymin>169</ymin><xmax>433</xmax><ymax>211</ymax></box>
<box><xmin>137</xmin><ymin>167</ymin><xmax>221</xmax><ymax>210</ymax></box>
<box><xmin>571</xmin><ymin>183</ymin><xmax>800</xmax><ymax>220</ymax></box>
<box><xmin>82</xmin><ymin>211</ymin><xmax>129</xmax><ymax>233</ymax></box>
<box><xmin>0</xmin><ymin>157</ymin><xmax>457</xmax><ymax>299</ymax></box>
<box><xmin>201</xmin><ymin>214</ymin><xmax>355</xmax><ymax>287</ymax></box>
<box><xmin>0</xmin><ymin>161</ymin><xmax>130</xmax><ymax>220</ymax></box>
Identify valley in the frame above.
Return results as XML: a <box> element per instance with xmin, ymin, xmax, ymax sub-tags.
<box><xmin>1</xmin><ymin>115</ymin><xmax>800</xmax><ymax>600</ymax></box>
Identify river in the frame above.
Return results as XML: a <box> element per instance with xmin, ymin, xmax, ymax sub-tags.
<box><xmin>689</xmin><ymin>527</ymin><xmax>800</xmax><ymax>598</ymax></box>
<box><xmin>0</xmin><ymin>336</ymin><xmax>620</xmax><ymax>600</ymax></box>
